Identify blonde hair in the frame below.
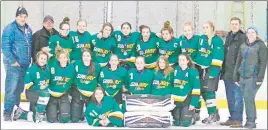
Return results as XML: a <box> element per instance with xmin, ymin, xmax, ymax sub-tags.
<box><xmin>181</xmin><ymin>21</ymin><xmax>193</xmax><ymax>33</ymax></box>
<box><xmin>204</xmin><ymin>21</ymin><xmax>216</xmax><ymax>34</ymax></box>
<box><xmin>35</xmin><ymin>51</ymin><xmax>49</xmax><ymax>65</ymax></box>
<box><xmin>135</xmin><ymin>56</ymin><xmax>145</xmax><ymax>64</ymax></box>
<box><xmin>56</xmin><ymin>49</ymin><xmax>70</xmax><ymax>62</ymax></box>
<box><xmin>155</xmin><ymin>55</ymin><xmax>174</xmax><ymax>77</ymax></box>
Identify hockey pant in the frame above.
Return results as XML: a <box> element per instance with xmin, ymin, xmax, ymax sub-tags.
<box><xmin>195</xmin><ymin>65</ymin><xmax>219</xmax><ymax>115</ymax></box>
<box><xmin>172</xmin><ymin>95</ymin><xmax>196</xmax><ymax>127</ymax></box>
<box><xmin>46</xmin><ymin>93</ymin><xmax>71</xmax><ymax>123</ymax></box>
<box><xmin>70</xmin><ymin>86</ymin><xmax>90</xmax><ymax>123</ymax></box>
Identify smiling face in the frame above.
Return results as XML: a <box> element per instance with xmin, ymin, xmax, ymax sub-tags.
<box><xmin>43</xmin><ymin>19</ymin><xmax>54</xmax><ymax>31</ymax></box>
<box><xmin>247</xmin><ymin>29</ymin><xmax>257</xmax><ymax>43</ymax></box>
<box><xmin>183</xmin><ymin>25</ymin><xmax>194</xmax><ymax>39</ymax></box>
<box><xmin>82</xmin><ymin>51</ymin><xmax>91</xmax><ymax>66</ymax></box>
<box><xmin>179</xmin><ymin>55</ymin><xmax>189</xmax><ymax>69</ymax></box>
<box><xmin>158</xmin><ymin>58</ymin><xmax>166</xmax><ymax>70</ymax></box>
<box><xmin>95</xmin><ymin>89</ymin><xmax>104</xmax><ymax>103</ymax></box>
<box><xmin>230</xmin><ymin>20</ymin><xmax>241</xmax><ymax>33</ymax></box>
<box><xmin>58</xmin><ymin>53</ymin><xmax>68</xmax><ymax>67</ymax></box>
<box><xmin>109</xmin><ymin>55</ymin><xmax>119</xmax><ymax>68</ymax></box>
<box><xmin>77</xmin><ymin>21</ymin><xmax>87</xmax><ymax>34</ymax></box>
<box><xmin>37</xmin><ymin>53</ymin><xmax>48</xmax><ymax>67</ymax></box>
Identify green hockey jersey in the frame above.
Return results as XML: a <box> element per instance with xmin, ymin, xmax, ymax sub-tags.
<box><xmin>157</xmin><ymin>38</ymin><xmax>181</xmax><ymax>66</ymax></box>
<box><xmin>113</xmin><ymin>31</ymin><xmax>140</xmax><ymax>68</ymax></box>
<box><xmin>48</xmin><ymin>34</ymin><xmax>73</xmax><ymax>63</ymax></box>
<box><xmin>151</xmin><ymin>69</ymin><xmax>174</xmax><ymax>96</ymax></box>
<box><xmin>125</xmin><ymin>68</ymin><xmax>154</xmax><ymax>94</ymax></box>
<box><xmin>74</xmin><ymin>60</ymin><xmax>101</xmax><ymax>97</ymax></box>
<box><xmin>195</xmin><ymin>35</ymin><xmax>224</xmax><ymax>77</ymax></box>
<box><xmin>172</xmin><ymin>66</ymin><xmax>201</xmax><ymax>107</ymax></box>
<box><xmin>136</xmin><ymin>35</ymin><xmax>159</xmax><ymax>69</ymax></box>
<box><xmin>178</xmin><ymin>35</ymin><xmax>200</xmax><ymax>62</ymax></box>
<box><xmin>69</xmin><ymin>31</ymin><xmax>92</xmax><ymax>61</ymax></box>
<box><xmin>98</xmin><ymin>66</ymin><xmax>127</xmax><ymax>97</ymax></box>
<box><xmin>48</xmin><ymin>62</ymin><xmax>75</xmax><ymax>97</ymax></box>
<box><xmin>91</xmin><ymin>34</ymin><xmax>117</xmax><ymax>67</ymax></box>
<box><xmin>85</xmin><ymin>96</ymin><xmax>123</xmax><ymax>127</ymax></box>
<box><xmin>24</xmin><ymin>64</ymin><xmax>50</xmax><ymax>91</ymax></box>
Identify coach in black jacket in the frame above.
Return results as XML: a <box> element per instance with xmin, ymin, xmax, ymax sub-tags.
<box><xmin>220</xmin><ymin>17</ymin><xmax>247</xmax><ymax>128</ymax></box>
<box><xmin>32</xmin><ymin>15</ymin><xmax>58</xmax><ymax>62</ymax></box>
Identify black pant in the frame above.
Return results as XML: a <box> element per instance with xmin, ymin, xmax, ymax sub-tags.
<box><xmin>46</xmin><ymin>93</ymin><xmax>70</xmax><ymax>123</ymax></box>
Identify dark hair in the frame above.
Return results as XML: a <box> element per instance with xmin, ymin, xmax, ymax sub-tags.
<box><xmin>178</xmin><ymin>54</ymin><xmax>194</xmax><ymax>68</ymax></box>
<box><xmin>59</xmin><ymin>17</ymin><xmax>70</xmax><ymax>29</ymax></box>
<box><xmin>91</xmin><ymin>86</ymin><xmax>106</xmax><ymax>104</ymax></box>
<box><xmin>35</xmin><ymin>51</ymin><xmax>49</xmax><ymax>65</ymax></box>
<box><xmin>81</xmin><ymin>49</ymin><xmax>95</xmax><ymax>76</ymax></box>
<box><xmin>121</xmin><ymin>22</ymin><xmax>132</xmax><ymax>30</ymax></box>
<box><xmin>230</xmin><ymin>17</ymin><xmax>242</xmax><ymax>24</ymax></box>
<box><xmin>101</xmin><ymin>22</ymin><xmax>114</xmax><ymax>35</ymax></box>
<box><xmin>155</xmin><ymin>55</ymin><xmax>174</xmax><ymax>77</ymax></box>
<box><xmin>139</xmin><ymin>25</ymin><xmax>151</xmax><ymax>32</ymax></box>
<box><xmin>161</xmin><ymin>21</ymin><xmax>174</xmax><ymax>35</ymax></box>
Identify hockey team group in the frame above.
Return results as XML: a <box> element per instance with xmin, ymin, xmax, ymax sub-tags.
<box><xmin>1</xmin><ymin>6</ymin><xmax>267</xmax><ymax>129</ymax></box>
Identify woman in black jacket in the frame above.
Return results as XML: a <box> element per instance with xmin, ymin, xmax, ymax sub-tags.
<box><xmin>233</xmin><ymin>26</ymin><xmax>267</xmax><ymax>129</ymax></box>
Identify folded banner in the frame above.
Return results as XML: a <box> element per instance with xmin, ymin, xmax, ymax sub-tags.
<box><xmin>124</xmin><ymin>111</ymin><xmax>173</xmax><ymax>128</ymax></box>
<box><xmin>124</xmin><ymin>94</ymin><xmax>175</xmax><ymax>112</ymax></box>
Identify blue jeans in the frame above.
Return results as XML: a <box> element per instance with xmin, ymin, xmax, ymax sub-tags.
<box><xmin>4</xmin><ymin>64</ymin><xmax>27</xmax><ymax>115</ymax></box>
<box><xmin>224</xmin><ymin>80</ymin><xmax>244</xmax><ymax>122</ymax></box>
<box><xmin>239</xmin><ymin>77</ymin><xmax>260</xmax><ymax>123</ymax></box>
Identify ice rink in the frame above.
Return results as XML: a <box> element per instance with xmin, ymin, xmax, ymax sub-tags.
<box><xmin>1</xmin><ymin>102</ymin><xmax>267</xmax><ymax>129</ymax></box>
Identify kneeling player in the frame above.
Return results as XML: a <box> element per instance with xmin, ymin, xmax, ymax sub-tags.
<box><xmin>172</xmin><ymin>54</ymin><xmax>201</xmax><ymax>127</ymax></box>
<box><xmin>85</xmin><ymin>87</ymin><xmax>123</xmax><ymax>127</ymax></box>
<box><xmin>13</xmin><ymin>51</ymin><xmax>50</xmax><ymax>123</ymax></box>
<box><xmin>46</xmin><ymin>49</ymin><xmax>75</xmax><ymax>123</ymax></box>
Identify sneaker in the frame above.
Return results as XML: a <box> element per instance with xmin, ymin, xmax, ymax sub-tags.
<box><xmin>4</xmin><ymin>113</ymin><xmax>12</xmax><ymax>121</ymax></box>
<box><xmin>244</xmin><ymin>122</ymin><xmax>256</xmax><ymax>129</ymax></box>
<box><xmin>13</xmin><ymin>106</ymin><xmax>24</xmax><ymax>121</ymax></box>
<box><xmin>230</xmin><ymin>120</ymin><xmax>243</xmax><ymax>128</ymax></box>
<box><xmin>220</xmin><ymin>118</ymin><xmax>233</xmax><ymax>126</ymax></box>
<box><xmin>202</xmin><ymin>114</ymin><xmax>217</xmax><ymax>124</ymax></box>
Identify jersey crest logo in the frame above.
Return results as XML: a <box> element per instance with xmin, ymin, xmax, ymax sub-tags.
<box><xmin>100</xmin><ymin>71</ymin><xmax>104</xmax><ymax>78</ymax></box>
<box><xmin>36</xmin><ymin>72</ymin><xmax>40</xmax><ymax>79</ymax></box>
<box><xmin>51</xmin><ymin>67</ymin><xmax>55</xmax><ymax>74</ymax></box>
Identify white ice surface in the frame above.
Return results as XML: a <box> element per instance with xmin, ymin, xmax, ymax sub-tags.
<box><xmin>1</xmin><ymin>102</ymin><xmax>267</xmax><ymax>129</ymax></box>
